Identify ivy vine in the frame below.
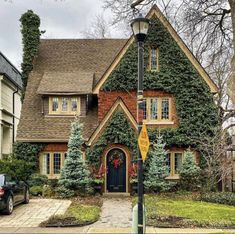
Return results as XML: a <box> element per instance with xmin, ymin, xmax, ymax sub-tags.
<box><xmin>20</xmin><ymin>10</ymin><xmax>41</xmax><ymax>101</ymax></box>
<box><xmin>86</xmin><ymin>111</ymin><xmax>137</xmax><ymax>168</ymax></box>
<box><xmin>102</xmin><ymin>16</ymin><xmax>219</xmax><ymax>149</ymax></box>
<box><xmin>13</xmin><ymin>142</ymin><xmax>45</xmax><ymax>170</ymax></box>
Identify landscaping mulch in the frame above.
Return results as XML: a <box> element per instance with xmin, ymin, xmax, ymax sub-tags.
<box><xmin>40</xmin><ymin>216</ymin><xmax>95</xmax><ymax>227</ymax></box>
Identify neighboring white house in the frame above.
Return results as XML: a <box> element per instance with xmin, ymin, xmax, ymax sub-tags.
<box><xmin>0</xmin><ymin>52</ymin><xmax>22</xmax><ymax>159</ymax></box>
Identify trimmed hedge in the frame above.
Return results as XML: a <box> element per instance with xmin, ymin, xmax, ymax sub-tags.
<box><xmin>200</xmin><ymin>192</ymin><xmax>235</xmax><ymax>206</ymax></box>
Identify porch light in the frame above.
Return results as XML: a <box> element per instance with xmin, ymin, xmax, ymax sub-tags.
<box><xmin>131</xmin><ymin>14</ymin><xmax>150</xmax><ymax>42</ymax></box>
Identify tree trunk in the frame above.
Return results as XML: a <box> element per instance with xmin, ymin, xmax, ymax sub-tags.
<box><xmin>228</xmin><ymin>0</ymin><xmax>235</xmax><ymax>104</ymax></box>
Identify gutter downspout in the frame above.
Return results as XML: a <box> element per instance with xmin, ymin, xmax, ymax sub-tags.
<box><xmin>12</xmin><ymin>87</ymin><xmax>19</xmax><ymax>144</ymax></box>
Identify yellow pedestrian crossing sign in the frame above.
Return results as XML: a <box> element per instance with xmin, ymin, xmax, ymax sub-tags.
<box><xmin>138</xmin><ymin>124</ymin><xmax>150</xmax><ymax>161</ymax></box>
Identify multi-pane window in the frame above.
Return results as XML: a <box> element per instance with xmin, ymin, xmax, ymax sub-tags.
<box><xmin>40</xmin><ymin>152</ymin><xmax>67</xmax><ymax>177</ymax></box>
<box><xmin>54</xmin><ymin>153</ymin><xmax>61</xmax><ymax>174</ymax></box>
<box><xmin>143</xmin><ymin>97</ymin><xmax>171</xmax><ymax>122</ymax></box>
<box><xmin>174</xmin><ymin>153</ymin><xmax>183</xmax><ymax>174</ymax></box>
<box><xmin>162</xmin><ymin>98</ymin><xmax>169</xmax><ymax>119</ymax></box>
<box><xmin>149</xmin><ymin>48</ymin><xmax>159</xmax><ymax>71</ymax></box>
<box><xmin>42</xmin><ymin>153</ymin><xmax>50</xmax><ymax>175</ymax></box>
<box><xmin>150</xmin><ymin>98</ymin><xmax>158</xmax><ymax>120</ymax></box>
<box><xmin>71</xmin><ymin>98</ymin><xmax>78</xmax><ymax>112</ymax></box>
<box><xmin>165</xmin><ymin>152</ymin><xmax>184</xmax><ymax>177</ymax></box>
<box><xmin>61</xmin><ymin>97</ymin><xmax>68</xmax><ymax>112</ymax></box>
<box><xmin>49</xmin><ymin>97</ymin><xmax>79</xmax><ymax>115</ymax></box>
<box><xmin>52</xmin><ymin>97</ymin><xmax>59</xmax><ymax>112</ymax></box>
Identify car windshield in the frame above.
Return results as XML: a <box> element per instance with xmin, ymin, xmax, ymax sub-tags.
<box><xmin>0</xmin><ymin>175</ymin><xmax>4</xmax><ymax>186</ymax></box>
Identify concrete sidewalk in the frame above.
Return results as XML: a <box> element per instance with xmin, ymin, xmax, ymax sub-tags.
<box><xmin>0</xmin><ymin>227</ymin><xmax>234</xmax><ymax>234</ymax></box>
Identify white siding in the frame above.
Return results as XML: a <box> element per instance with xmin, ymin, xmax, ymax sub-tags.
<box><xmin>14</xmin><ymin>91</ymin><xmax>21</xmax><ymax>138</ymax></box>
<box><xmin>1</xmin><ymin>82</ymin><xmax>13</xmax><ymax>113</ymax></box>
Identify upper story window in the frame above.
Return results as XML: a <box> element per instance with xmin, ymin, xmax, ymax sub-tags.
<box><xmin>49</xmin><ymin>96</ymin><xmax>80</xmax><ymax>115</ymax></box>
<box><xmin>143</xmin><ymin>97</ymin><xmax>172</xmax><ymax>123</ymax></box>
<box><xmin>149</xmin><ymin>47</ymin><xmax>159</xmax><ymax>71</ymax></box>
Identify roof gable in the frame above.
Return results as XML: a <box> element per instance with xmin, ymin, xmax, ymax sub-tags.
<box><xmin>87</xmin><ymin>98</ymin><xmax>137</xmax><ymax>146</ymax></box>
<box><xmin>93</xmin><ymin>5</ymin><xmax>218</xmax><ymax>94</ymax></box>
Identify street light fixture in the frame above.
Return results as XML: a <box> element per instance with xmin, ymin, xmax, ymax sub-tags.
<box><xmin>131</xmin><ymin>14</ymin><xmax>150</xmax><ymax>234</ymax></box>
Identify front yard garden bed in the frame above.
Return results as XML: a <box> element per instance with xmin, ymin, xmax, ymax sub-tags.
<box><xmin>133</xmin><ymin>193</ymin><xmax>235</xmax><ymax>228</ymax></box>
<box><xmin>40</xmin><ymin>196</ymin><xmax>102</xmax><ymax>227</ymax></box>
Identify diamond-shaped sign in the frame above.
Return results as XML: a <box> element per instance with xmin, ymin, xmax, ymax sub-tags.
<box><xmin>138</xmin><ymin>124</ymin><xmax>150</xmax><ymax>161</ymax></box>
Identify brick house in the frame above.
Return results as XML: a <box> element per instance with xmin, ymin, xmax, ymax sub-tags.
<box><xmin>17</xmin><ymin>6</ymin><xmax>218</xmax><ymax>194</ymax></box>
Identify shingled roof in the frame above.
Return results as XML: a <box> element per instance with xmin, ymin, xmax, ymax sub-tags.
<box><xmin>17</xmin><ymin>39</ymin><xmax>127</xmax><ymax>142</ymax></box>
<box><xmin>37</xmin><ymin>72</ymin><xmax>94</xmax><ymax>95</ymax></box>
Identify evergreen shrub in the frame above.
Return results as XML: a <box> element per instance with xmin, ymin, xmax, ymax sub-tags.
<box><xmin>144</xmin><ymin>135</ymin><xmax>176</xmax><ymax>193</ymax></box>
<box><xmin>179</xmin><ymin>149</ymin><xmax>201</xmax><ymax>191</ymax></box>
<box><xmin>58</xmin><ymin>119</ymin><xmax>92</xmax><ymax>197</ymax></box>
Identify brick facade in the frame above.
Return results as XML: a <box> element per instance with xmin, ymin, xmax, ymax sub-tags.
<box><xmin>98</xmin><ymin>90</ymin><xmax>179</xmax><ymax>128</ymax></box>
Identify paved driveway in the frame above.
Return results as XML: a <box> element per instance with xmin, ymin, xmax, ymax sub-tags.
<box><xmin>0</xmin><ymin>199</ymin><xmax>71</xmax><ymax>227</ymax></box>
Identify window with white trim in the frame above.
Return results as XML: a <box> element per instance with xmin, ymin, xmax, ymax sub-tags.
<box><xmin>49</xmin><ymin>97</ymin><xmax>80</xmax><ymax>115</ymax></box>
<box><xmin>143</xmin><ymin>97</ymin><xmax>172</xmax><ymax>123</ymax></box>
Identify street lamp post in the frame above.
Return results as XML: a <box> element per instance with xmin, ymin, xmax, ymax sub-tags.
<box><xmin>131</xmin><ymin>14</ymin><xmax>150</xmax><ymax>234</ymax></box>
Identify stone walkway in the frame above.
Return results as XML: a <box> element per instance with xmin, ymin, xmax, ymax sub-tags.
<box><xmin>0</xmin><ymin>199</ymin><xmax>71</xmax><ymax>227</ymax></box>
<box><xmin>93</xmin><ymin>197</ymin><xmax>132</xmax><ymax>227</ymax></box>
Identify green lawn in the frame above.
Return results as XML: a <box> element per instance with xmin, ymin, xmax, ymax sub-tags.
<box><xmin>64</xmin><ymin>203</ymin><xmax>100</xmax><ymax>223</ymax></box>
<box><xmin>40</xmin><ymin>197</ymin><xmax>102</xmax><ymax>227</ymax></box>
<box><xmin>133</xmin><ymin>194</ymin><xmax>235</xmax><ymax>228</ymax></box>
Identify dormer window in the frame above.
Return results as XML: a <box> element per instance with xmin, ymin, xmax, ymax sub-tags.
<box><xmin>149</xmin><ymin>47</ymin><xmax>159</xmax><ymax>71</ymax></box>
<box><xmin>49</xmin><ymin>96</ymin><xmax>80</xmax><ymax>115</ymax></box>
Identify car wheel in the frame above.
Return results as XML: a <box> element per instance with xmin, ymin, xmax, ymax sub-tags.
<box><xmin>23</xmin><ymin>189</ymin><xmax>29</xmax><ymax>204</ymax></box>
<box><xmin>4</xmin><ymin>196</ymin><xmax>14</xmax><ymax>215</ymax></box>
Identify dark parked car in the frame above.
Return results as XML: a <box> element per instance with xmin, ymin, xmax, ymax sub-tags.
<box><xmin>0</xmin><ymin>174</ymin><xmax>29</xmax><ymax>215</ymax></box>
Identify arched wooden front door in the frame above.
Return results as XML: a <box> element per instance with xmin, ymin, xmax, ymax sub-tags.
<box><xmin>106</xmin><ymin>148</ymin><xmax>126</xmax><ymax>193</ymax></box>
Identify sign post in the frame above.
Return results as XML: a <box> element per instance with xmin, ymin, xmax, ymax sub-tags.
<box><xmin>138</xmin><ymin>124</ymin><xmax>150</xmax><ymax>162</ymax></box>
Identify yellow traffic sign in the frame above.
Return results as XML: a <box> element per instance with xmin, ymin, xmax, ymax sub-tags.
<box><xmin>138</xmin><ymin>124</ymin><xmax>150</xmax><ymax>161</ymax></box>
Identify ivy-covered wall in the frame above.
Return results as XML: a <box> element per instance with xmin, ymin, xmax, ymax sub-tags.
<box><xmin>101</xmin><ymin>16</ymin><xmax>218</xmax><ymax>148</ymax></box>
<box><xmin>86</xmin><ymin>111</ymin><xmax>137</xmax><ymax>168</ymax></box>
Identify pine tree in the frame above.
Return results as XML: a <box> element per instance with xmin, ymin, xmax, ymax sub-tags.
<box><xmin>58</xmin><ymin>119</ymin><xmax>92</xmax><ymax>197</ymax></box>
<box><xmin>179</xmin><ymin>149</ymin><xmax>201</xmax><ymax>191</ymax></box>
<box><xmin>144</xmin><ymin>135</ymin><xmax>175</xmax><ymax>193</ymax></box>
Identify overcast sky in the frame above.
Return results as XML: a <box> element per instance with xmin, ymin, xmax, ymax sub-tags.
<box><xmin>0</xmin><ymin>0</ymin><xmax>123</xmax><ymax>70</ymax></box>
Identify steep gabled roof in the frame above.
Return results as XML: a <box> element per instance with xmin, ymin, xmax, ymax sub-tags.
<box><xmin>87</xmin><ymin>98</ymin><xmax>137</xmax><ymax>146</ymax></box>
<box><xmin>17</xmin><ymin>39</ymin><xmax>128</xmax><ymax>142</ymax></box>
<box><xmin>93</xmin><ymin>5</ymin><xmax>218</xmax><ymax>94</ymax></box>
